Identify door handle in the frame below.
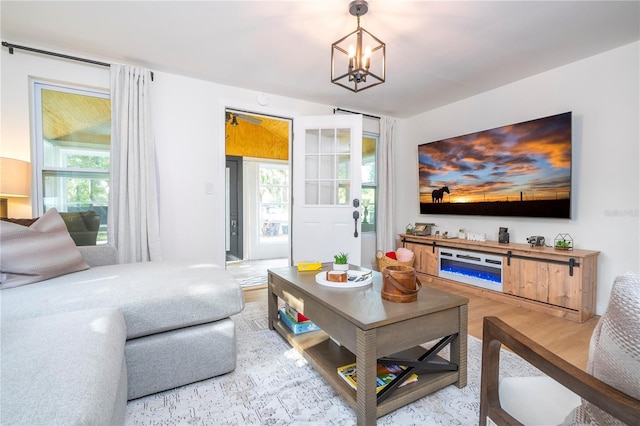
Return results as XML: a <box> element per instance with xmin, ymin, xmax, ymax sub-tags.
<box><xmin>353</xmin><ymin>210</ymin><xmax>360</xmax><ymax>238</ymax></box>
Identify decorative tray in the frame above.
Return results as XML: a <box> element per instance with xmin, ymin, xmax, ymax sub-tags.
<box><xmin>315</xmin><ymin>269</ymin><xmax>373</xmax><ymax>288</ymax></box>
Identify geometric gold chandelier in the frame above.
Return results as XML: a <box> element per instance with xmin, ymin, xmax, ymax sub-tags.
<box><xmin>331</xmin><ymin>0</ymin><xmax>386</xmax><ymax>92</ymax></box>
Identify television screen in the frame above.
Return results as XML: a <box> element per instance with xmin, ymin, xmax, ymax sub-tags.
<box><xmin>418</xmin><ymin>112</ymin><xmax>572</xmax><ymax>218</ymax></box>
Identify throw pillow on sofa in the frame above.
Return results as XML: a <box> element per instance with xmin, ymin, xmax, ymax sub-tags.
<box><xmin>0</xmin><ymin>208</ymin><xmax>89</xmax><ymax>289</ymax></box>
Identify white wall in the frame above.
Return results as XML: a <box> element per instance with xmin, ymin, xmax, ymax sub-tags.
<box><xmin>0</xmin><ymin>50</ymin><xmax>341</xmax><ymax>265</ymax></box>
<box><xmin>1</xmin><ymin>49</ymin><xmax>378</xmax><ymax>269</ymax></box>
<box><xmin>394</xmin><ymin>42</ymin><xmax>640</xmax><ymax>314</ymax></box>
<box><xmin>4</xmin><ymin>43</ymin><xmax>637</xmax><ymax>313</ymax></box>
<box><xmin>149</xmin><ymin>72</ymin><xmax>342</xmax><ymax>264</ymax></box>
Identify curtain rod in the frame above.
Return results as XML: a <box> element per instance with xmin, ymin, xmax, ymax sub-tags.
<box><xmin>333</xmin><ymin>107</ymin><xmax>380</xmax><ymax>120</ymax></box>
<box><xmin>2</xmin><ymin>41</ymin><xmax>154</xmax><ymax>81</ymax></box>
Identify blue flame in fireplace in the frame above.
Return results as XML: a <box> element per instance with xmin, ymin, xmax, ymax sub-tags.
<box><xmin>441</xmin><ymin>263</ymin><xmax>501</xmax><ymax>284</ymax></box>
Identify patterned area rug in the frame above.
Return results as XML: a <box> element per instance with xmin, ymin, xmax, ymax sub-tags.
<box><xmin>125</xmin><ymin>301</ymin><xmax>542</xmax><ymax>425</ymax></box>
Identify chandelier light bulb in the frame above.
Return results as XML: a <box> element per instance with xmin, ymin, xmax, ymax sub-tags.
<box><xmin>348</xmin><ymin>45</ymin><xmax>355</xmax><ymax>70</ymax></box>
<box><xmin>363</xmin><ymin>46</ymin><xmax>372</xmax><ymax>69</ymax></box>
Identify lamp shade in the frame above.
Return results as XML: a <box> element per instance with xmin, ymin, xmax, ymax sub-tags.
<box><xmin>0</xmin><ymin>157</ymin><xmax>31</xmax><ymax>197</ymax></box>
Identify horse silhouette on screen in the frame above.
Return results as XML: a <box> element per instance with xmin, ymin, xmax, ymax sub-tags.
<box><xmin>432</xmin><ymin>186</ymin><xmax>450</xmax><ymax>203</ymax></box>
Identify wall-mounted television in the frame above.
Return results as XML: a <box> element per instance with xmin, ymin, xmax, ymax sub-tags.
<box><xmin>418</xmin><ymin>112</ymin><xmax>572</xmax><ymax>219</ymax></box>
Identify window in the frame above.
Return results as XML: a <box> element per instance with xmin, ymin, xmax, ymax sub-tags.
<box><xmin>258</xmin><ymin>162</ymin><xmax>289</xmax><ymax>243</ymax></box>
<box><xmin>361</xmin><ymin>133</ymin><xmax>378</xmax><ymax>233</ymax></box>
<box><xmin>303</xmin><ymin>127</ymin><xmax>352</xmax><ymax>206</ymax></box>
<box><xmin>33</xmin><ymin>82</ymin><xmax>111</xmax><ymax>244</ymax></box>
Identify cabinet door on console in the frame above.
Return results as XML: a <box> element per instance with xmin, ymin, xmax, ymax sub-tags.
<box><xmin>405</xmin><ymin>242</ymin><xmax>438</xmax><ymax>276</ymax></box>
<box><xmin>503</xmin><ymin>258</ymin><xmax>580</xmax><ymax>311</ymax></box>
<box><xmin>547</xmin><ymin>263</ymin><xmax>581</xmax><ymax>311</ymax></box>
<box><xmin>503</xmin><ymin>258</ymin><xmax>548</xmax><ymax>301</ymax></box>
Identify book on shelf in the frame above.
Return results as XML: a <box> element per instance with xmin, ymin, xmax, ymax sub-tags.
<box><xmin>278</xmin><ymin>308</ymin><xmax>320</xmax><ymax>335</ymax></box>
<box><xmin>336</xmin><ymin>362</ymin><xmax>418</xmax><ymax>393</ymax></box>
<box><xmin>284</xmin><ymin>304</ymin><xmax>310</xmax><ymax>323</ymax></box>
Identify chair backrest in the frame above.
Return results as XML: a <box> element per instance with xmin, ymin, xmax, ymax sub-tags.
<box><xmin>564</xmin><ymin>272</ymin><xmax>640</xmax><ymax>425</ymax></box>
<box><xmin>2</xmin><ymin>211</ymin><xmax>101</xmax><ymax>246</ymax></box>
<box><xmin>59</xmin><ymin>211</ymin><xmax>101</xmax><ymax>246</ymax></box>
<box><xmin>0</xmin><ymin>217</ymin><xmax>38</xmax><ymax>227</ymax></box>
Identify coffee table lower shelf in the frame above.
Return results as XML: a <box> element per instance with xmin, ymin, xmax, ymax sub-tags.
<box><xmin>272</xmin><ymin>319</ymin><xmax>460</xmax><ymax>418</ymax></box>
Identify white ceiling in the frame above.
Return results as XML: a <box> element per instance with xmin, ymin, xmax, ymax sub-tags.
<box><xmin>2</xmin><ymin>1</ymin><xmax>638</xmax><ymax>118</ymax></box>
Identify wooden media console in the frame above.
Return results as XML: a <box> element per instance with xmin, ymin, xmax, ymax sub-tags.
<box><xmin>400</xmin><ymin>234</ymin><xmax>599</xmax><ymax>323</ymax></box>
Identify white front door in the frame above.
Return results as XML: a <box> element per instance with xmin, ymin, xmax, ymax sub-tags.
<box><xmin>292</xmin><ymin>115</ymin><xmax>363</xmax><ymax>266</ymax></box>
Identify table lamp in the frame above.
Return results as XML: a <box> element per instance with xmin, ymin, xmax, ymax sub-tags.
<box><xmin>0</xmin><ymin>157</ymin><xmax>31</xmax><ymax>218</ymax></box>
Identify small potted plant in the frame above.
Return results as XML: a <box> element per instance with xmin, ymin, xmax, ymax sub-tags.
<box><xmin>333</xmin><ymin>252</ymin><xmax>349</xmax><ymax>271</ymax></box>
<box><xmin>554</xmin><ymin>233</ymin><xmax>573</xmax><ymax>251</ymax></box>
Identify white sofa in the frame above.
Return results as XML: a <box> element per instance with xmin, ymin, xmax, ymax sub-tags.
<box><xmin>1</xmin><ymin>224</ymin><xmax>245</xmax><ymax>424</ymax></box>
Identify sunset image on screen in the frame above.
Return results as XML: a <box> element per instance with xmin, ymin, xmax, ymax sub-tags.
<box><xmin>418</xmin><ymin>112</ymin><xmax>572</xmax><ymax>218</ymax></box>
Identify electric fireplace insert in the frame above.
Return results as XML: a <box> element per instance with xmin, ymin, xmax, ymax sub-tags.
<box><xmin>438</xmin><ymin>248</ymin><xmax>503</xmax><ymax>292</ymax></box>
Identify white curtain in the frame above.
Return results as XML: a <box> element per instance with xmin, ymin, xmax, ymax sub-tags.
<box><xmin>108</xmin><ymin>64</ymin><xmax>161</xmax><ymax>263</ymax></box>
<box><xmin>376</xmin><ymin>116</ymin><xmax>396</xmax><ymax>253</ymax></box>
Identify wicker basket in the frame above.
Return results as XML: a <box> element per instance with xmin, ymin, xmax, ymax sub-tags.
<box><xmin>375</xmin><ymin>250</ymin><xmax>415</xmax><ymax>271</ymax></box>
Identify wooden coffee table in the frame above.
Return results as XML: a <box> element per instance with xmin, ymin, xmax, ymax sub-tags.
<box><xmin>268</xmin><ymin>265</ymin><xmax>468</xmax><ymax>426</ymax></box>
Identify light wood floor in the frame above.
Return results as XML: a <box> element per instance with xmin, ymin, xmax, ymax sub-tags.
<box><xmin>243</xmin><ymin>282</ymin><xmax>599</xmax><ymax>371</ymax></box>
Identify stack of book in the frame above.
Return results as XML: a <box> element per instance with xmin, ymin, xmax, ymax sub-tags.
<box><xmin>278</xmin><ymin>304</ymin><xmax>320</xmax><ymax>335</ymax></box>
<box><xmin>337</xmin><ymin>362</ymin><xmax>418</xmax><ymax>393</ymax></box>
